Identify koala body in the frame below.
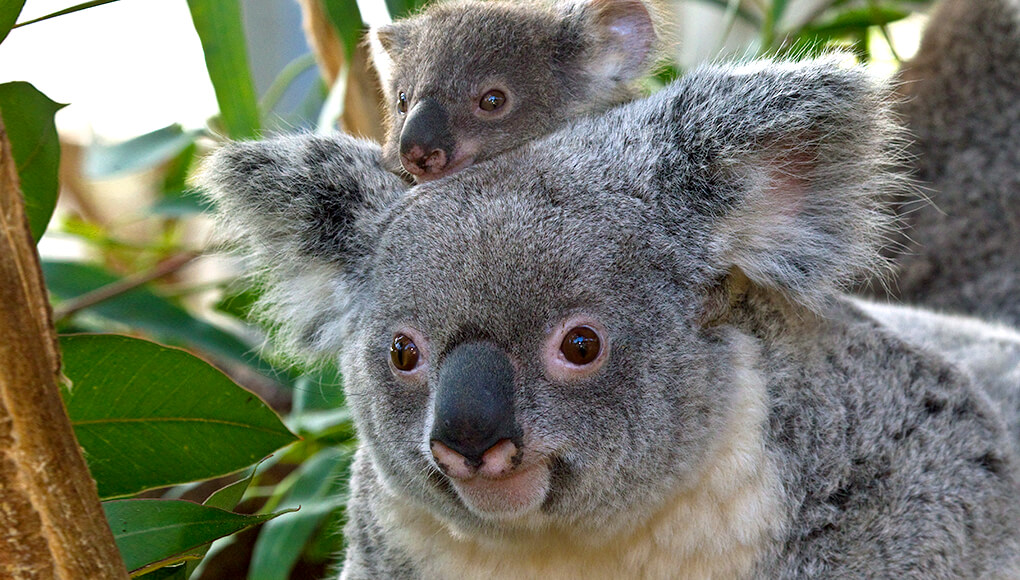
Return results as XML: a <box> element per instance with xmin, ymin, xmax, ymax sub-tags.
<box><xmin>369</xmin><ymin>0</ymin><xmax>657</xmax><ymax>181</ymax></box>
<box><xmin>202</xmin><ymin>59</ymin><xmax>1020</xmax><ymax>578</ymax></box>
<box><xmin>873</xmin><ymin>0</ymin><xmax>1020</xmax><ymax>325</ymax></box>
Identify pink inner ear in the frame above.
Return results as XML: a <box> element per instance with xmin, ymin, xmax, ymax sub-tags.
<box><xmin>591</xmin><ymin>0</ymin><xmax>656</xmax><ymax>71</ymax></box>
<box><xmin>763</xmin><ymin>147</ymin><xmax>815</xmax><ymax>218</ymax></box>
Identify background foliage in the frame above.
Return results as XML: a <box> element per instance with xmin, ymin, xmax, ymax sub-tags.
<box><xmin>0</xmin><ymin>0</ymin><xmax>931</xmax><ymax>577</ymax></box>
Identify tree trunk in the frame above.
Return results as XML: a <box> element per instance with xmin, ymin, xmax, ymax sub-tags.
<box><xmin>0</xmin><ymin>119</ymin><xmax>129</xmax><ymax>578</ymax></box>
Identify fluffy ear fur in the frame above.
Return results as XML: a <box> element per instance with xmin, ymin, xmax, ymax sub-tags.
<box><xmin>198</xmin><ymin>133</ymin><xmax>409</xmax><ymax>358</ymax></box>
<box><xmin>368</xmin><ymin>22</ymin><xmax>409</xmax><ymax>99</ymax></box>
<box><xmin>566</xmin><ymin>0</ymin><xmax>658</xmax><ymax>83</ymax></box>
<box><xmin>651</xmin><ymin>57</ymin><xmax>906</xmax><ymax>311</ymax></box>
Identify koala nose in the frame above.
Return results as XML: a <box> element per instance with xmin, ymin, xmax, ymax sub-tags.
<box><xmin>399</xmin><ymin>98</ymin><xmax>455</xmax><ymax>176</ymax></box>
<box><xmin>430</xmin><ymin>342</ymin><xmax>520</xmax><ymax>469</ymax></box>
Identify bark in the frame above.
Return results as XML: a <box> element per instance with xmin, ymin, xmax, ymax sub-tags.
<box><xmin>0</xmin><ymin>119</ymin><xmax>129</xmax><ymax>578</ymax></box>
<box><xmin>297</xmin><ymin>0</ymin><xmax>386</xmax><ymax>141</ymax></box>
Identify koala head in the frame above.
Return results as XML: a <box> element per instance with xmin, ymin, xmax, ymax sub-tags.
<box><xmin>201</xmin><ymin>58</ymin><xmax>901</xmax><ymax>538</ymax></box>
<box><xmin>369</xmin><ymin>0</ymin><xmax>658</xmax><ymax>181</ymax></box>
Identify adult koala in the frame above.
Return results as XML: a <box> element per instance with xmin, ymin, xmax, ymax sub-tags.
<box><xmin>201</xmin><ymin>59</ymin><xmax>1020</xmax><ymax>578</ymax></box>
<box><xmin>872</xmin><ymin>0</ymin><xmax>1020</xmax><ymax>325</ymax></box>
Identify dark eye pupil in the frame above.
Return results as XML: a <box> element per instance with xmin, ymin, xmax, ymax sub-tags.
<box><xmin>397</xmin><ymin>92</ymin><xmax>408</xmax><ymax>114</ymax></box>
<box><xmin>480</xmin><ymin>90</ymin><xmax>505</xmax><ymax>111</ymax></box>
<box><xmin>391</xmin><ymin>334</ymin><xmax>419</xmax><ymax>370</ymax></box>
<box><xmin>560</xmin><ymin>326</ymin><xmax>600</xmax><ymax>365</ymax></box>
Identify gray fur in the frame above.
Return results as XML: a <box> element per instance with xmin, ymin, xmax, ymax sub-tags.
<box><xmin>871</xmin><ymin>0</ymin><xmax>1020</xmax><ymax>325</ymax></box>
<box><xmin>199</xmin><ymin>59</ymin><xmax>1020</xmax><ymax>578</ymax></box>
<box><xmin>369</xmin><ymin>0</ymin><xmax>658</xmax><ymax>180</ymax></box>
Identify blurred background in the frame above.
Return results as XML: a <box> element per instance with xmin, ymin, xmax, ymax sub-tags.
<box><xmin>0</xmin><ymin>0</ymin><xmax>933</xmax><ymax>577</ymax></box>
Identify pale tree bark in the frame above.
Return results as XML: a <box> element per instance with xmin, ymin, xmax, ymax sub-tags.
<box><xmin>297</xmin><ymin>0</ymin><xmax>386</xmax><ymax>141</ymax></box>
<box><xmin>0</xmin><ymin>119</ymin><xmax>129</xmax><ymax>578</ymax></box>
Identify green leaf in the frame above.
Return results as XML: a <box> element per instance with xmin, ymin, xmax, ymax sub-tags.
<box><xmin>249</xmin><ymin>448</ymin><xmax>352</xmax><ymax>580</ymax></box>
<box><xmin>214</xmin><ymin>282</ymin><xmax>261</xmax><ymax>321</ymax></box>
<box><xmin>149</xmin><ymin>192</ymin><xmax>213</xmax><ymax>218</ymax></box>
<box><xmin>384</xmin><ymin>0</ymin><xmax>428</xmax><ymax>20</ymax></box>
<box><xmin>85</xmin><ymin>124</ymin><xmax>200</xmax><ymax>179</ymax></box>
<box><xmin>292</xmin><ymin>363</ymin><xmax>345</xmax><ymax>414</ymax></box>
<box><xmin>187</xmin><ymin>0</ymin><xmax>260</xmax><ymax>139</ymax></box>
<box><xmin>60</xmin><ymin>334</ymin><xmax>298</xmax><ymax>498</ymax></box>
<box><xmin>799</xmin><ymin>5</ymin><xmax>911</xmax><ymax>37</ymax></box>
<box><xmin>0</xmin><ymin>82</ymin><xmax>65</xmax><ymax>241</ymax></box>
<box><xmin>43</xmin><ymin>260</ymin><xmax>275</xmax><ymax>374</ymax></box>
<box><xmin>182</xmin><ymin>467</ymin><xmax>259</xmax><ymax>577</ymax></box>
<box><xmin>686</xmin><ymin>0</ymin><xmax>760</xmax><ymax>26</ymax></box>
<box><xmin>103</xmin><ymin>498</ymin><xmax>293</xmax><ymax>574</ymax></box>
<box><xmin>321</xmin><ymin>0</ymin><xmax>364</xmax><ymax>60</ymax></box>
<box><xmin>0</xmin><ymin>0</ymin><xmax>25</xmax><ymax>44</ymax></box>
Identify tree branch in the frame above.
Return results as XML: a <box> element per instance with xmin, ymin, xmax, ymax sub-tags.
<box><xmin>0</xmin><ymin>120</ymin><xmax>129</xmax><ymax>576</ymax></box>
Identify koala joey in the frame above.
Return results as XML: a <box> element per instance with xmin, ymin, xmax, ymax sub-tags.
<box><xmin>368</xmin><ymin>0</ymin><xmax>658</xmax><ymax>181</ymax></box>
<box><xmin>201</xmin><ymin>58</ymin><xmax>1020</xmax><ymax>578</ymax></box>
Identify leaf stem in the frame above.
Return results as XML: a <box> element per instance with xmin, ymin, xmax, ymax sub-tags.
<box><xmin>12</xmin><ymin>0</ymin><xmax>125</xmax><ymax>29</ymax></box>
<box><xmin>53</xmin><ymin>251</ymin><xmax>200</xmax><ymax>322</ymax></box>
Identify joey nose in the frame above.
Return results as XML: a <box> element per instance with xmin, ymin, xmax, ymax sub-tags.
<box><xmin>431</xmin><ymin>342</ymin><xmax>520</xmax><ymax>467</ymax></box>
<box><xmin>399</xmin><ymin>98</ymin><xmax>455</xmax><ymax>175</ymax></box>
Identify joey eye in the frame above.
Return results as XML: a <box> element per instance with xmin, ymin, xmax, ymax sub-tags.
<box><xmin>560</xmin><ymin>326</ymin><xmax>601</xmax><ymax>366</ymax></box>
<box><xmin>397</xmin><ymin>91</ymin><xmax>408</xmax><ymax>115</ymax></box>
<box><xmin>391</xmin><ymin>334</ymin><xmax>419</xmax><ymax>371</ymax></box>
<box><xmin>479</xmin><ymin>89</ymin><xmax>506</xmax><ymax>112</ymax></box>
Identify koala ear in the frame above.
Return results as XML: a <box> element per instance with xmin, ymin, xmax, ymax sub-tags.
<box><xmin>578</xmin><ymin>0</ymin><xmax>657</xmax><ymax>83</ymax></box>
<box><xmin>198</xmin><ymin>133</ymin><xmax>409</xmax><ymax>356</ymax></box>
<box><xmin>661</xmin><ymin>58</ymin><xmax>906</xmax><ymax>312</ymax></box>
<box><xmin>368</xmin><ymin>22</ymin><xmax>410</xmax><ymax>96</ymax></box>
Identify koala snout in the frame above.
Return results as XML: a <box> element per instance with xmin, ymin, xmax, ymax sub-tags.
<box><xmin>399</xmin><ymin>97</ymin><xmax>455</xmax><ymax>177</ymax></box>
<box><xmin>430</xmin><ymin>342</ymin><xmax>522</xmax><ymax>478</ymax></box>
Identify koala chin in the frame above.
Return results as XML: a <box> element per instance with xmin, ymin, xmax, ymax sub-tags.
<box><xmin>201</xmin><ymin>45</ymin><xmax>1020</xmax><ymax>580</ymax></box>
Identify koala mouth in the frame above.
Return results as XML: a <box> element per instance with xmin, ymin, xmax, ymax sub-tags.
<box><xmin>411</xmin><ymin>153</ymin><xmax>476</xmax><ymax>183</ymax></box>
<box><xmin>449</xmin><ymin>460</ymin><xmax>551</xmax><ymax>518</ymax></box>
<box><xmin>431</xmin><ymin>438</ymin><xmax>551</xmax><ymax>517</ymax></box>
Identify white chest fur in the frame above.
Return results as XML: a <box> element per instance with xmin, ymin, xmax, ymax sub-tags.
<box><xmin>384</xmin><ymin>341</ymin><xmax>787</xmax><ymax>579</ymax></box>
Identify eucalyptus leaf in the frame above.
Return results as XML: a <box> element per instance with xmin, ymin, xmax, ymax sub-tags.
<box><xmin>187</xmin><ymin>0</ymin><xmax>260</xmax><ymax>139</ymax></box>
<box><xmin>799</xmin><ymin>5</ymin><xmax>910</xmax><ymax>37</ymax></box>
<box><xmin>43</xmin><ymin>260</ymin><xmax>277</xmax><ymax>375</ymax></box>
<box><xmin>103</xmin><ymin>498</ymin><xmax>293</xmax><ymax>574</ymax></box>
<box><xmin>85</xmin><ymin>124</ymin><xmax>200</xmax><ymax>179</ymax></box>
<box><xmin>384</xmin><ymin>0</ymin><xmax>428</xmax><ymax>20</ymax></box>
<box><xmin>322</xmin><ymin>0</ymin><xmax>364</xmax><ymax>60</ymax></box>
<box><xmin>248</xmin><ymin>448</ymin><xmax>352</xmax><ymax>580</ymax></box>
<box><xmin>60</xmin><ymin>334</ymin><xmax>297</xmax><ymax>498</ymax></box>
<box><xmin>183</xmin><ymin>466</ymin><xmax>259</xmax><ymax>577</ymax></box>
<box><xmin>0</xmin><ymin>0</ymin><xmax>25</xmax><ymax>44</ymax></box>
<box><xmin>0</xmin><ymin>81</ymin><xmax>66</xmax><ymax>241</ymax></box>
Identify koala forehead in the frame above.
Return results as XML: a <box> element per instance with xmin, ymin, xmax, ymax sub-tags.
<box><xmin>397</xmin><ymin>3</ymin><xmax>564</xmax><ymax>93</ymax></box>
<box><xmin>364</xmin><ymin>169</ymin><xmax>696</xmax><ymax>344</ymax></box>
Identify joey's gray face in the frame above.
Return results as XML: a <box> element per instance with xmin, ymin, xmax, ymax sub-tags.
<box><xmin>382</xmin><ymin>6</ymin><xmax>570</xmax><ymax>182</ymax></box>
<box><xmin>340</xmin><ymin>179</ymin><xmax>744</xmax><ymax>531</ymax></box>
<box><xmin>373</xmin><ymin>0</ymin><xmax>656</xmax><ymax>183</ymax></box>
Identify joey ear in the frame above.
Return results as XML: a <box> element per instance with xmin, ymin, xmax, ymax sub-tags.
<box><xmin>659</xmin><ymin>59</ymin><xmax>906</xmax><ymax>311</ymax></box>
<box><xmin>586</xmin><ymin>0</ymin><xmax>657</xmax><ymax>82</ymax></box>
<box><xmin>368</xmin><ymin>23</ymin><xmax>409</xmax><ymax>95</ymax></box>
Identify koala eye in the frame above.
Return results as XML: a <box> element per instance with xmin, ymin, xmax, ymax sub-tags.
<box><xmin>479</xmin><ymin>89</ymin><xmax>506</xmax><ymax>112</ymax></box>
<box><xmin>397</xmin><ymin>91</ymin><xmax>408</xmax><ymax>115</ymax></box>
<box><xmin>560</xmin><ymin>326</ymin><xmax>601</xmax><ymax>365</ymax></box>
<box><xmin>391</xmin><ymin>333</ymin><xmax>420</xmax><ymax>371</ymax></box>
<box><xmin>545</xmin><ymin>317</ymin><xmax>609</xmax><ymax>382</ymax></box>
